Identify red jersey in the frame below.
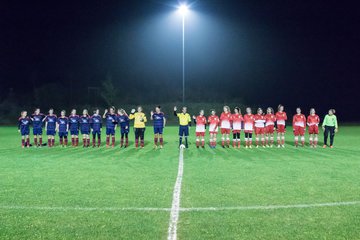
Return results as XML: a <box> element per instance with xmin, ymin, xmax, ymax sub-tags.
<box><xmin>275</xmin><ymin>111</ymin><xmax>287</xmax><ymax>126</ymax></box>
<box><xmin>231</xmin><ymin>113</ymin><xmax>243</xmax><ymax>130</ymax></box>
<box><xmin>254</xmin><ymin>114</ymin><xmax>266</xmax><ymax>128</ymax></box>
<box><xmin>243</xmin><ymin>114</ymin><xmax>255</xmax><ymax>131</ymax></box>
<box><xmin>195</xmin><ymin>115</ymin><xmax>207</xmax><ymax>132</ymax></box>
<box><xmin>307</xmin><ymin>114</ymin><xmax>320</xmax><ymax>126</ymax></box>
<box><xmin>293</xmin><ymin>114</ymin><xmax>306</xmax><ymax>128</ymax></box>
<box><xmin>265</xmin><ymin>114</ymin><xmax>276</xmax><ymax>126</ymax></box>
<box><xmin>208</xmin><ymin>115</ymin><xmax>220</xmax><ymax>132</ymax></box>
<box><xmin>220</xmin><ymin>112</ymin><xmax>232</xmax><ymax>129</ymax></box>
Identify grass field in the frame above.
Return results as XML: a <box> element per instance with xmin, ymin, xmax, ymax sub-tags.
<box><xmin>0</xmin><ymin>126</ymin><xmax>360</xmax><ymax>239</ymax></box>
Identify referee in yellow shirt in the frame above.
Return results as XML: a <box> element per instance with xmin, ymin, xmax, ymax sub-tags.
<box><xmin>174</xmin><ymin>106</ymin><xmax>192</xmax><ymax>148</ymax></box>
<box><xmin>129</xmin><ymin>106</ymin><xmax>147</xmax><ymax>148</ymax></box>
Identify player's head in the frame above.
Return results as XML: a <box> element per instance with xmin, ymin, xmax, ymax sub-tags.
<box><xmin>223</xmin><ymin>106</ymin><xmax>230</xmax><ymax>113</ymax></box>
<box><xmin>234</xmin><ymin>107</ymin><xmax>241</xmax><ymax>114</ymax></box>
<box><xmin>118</xmin><ymin>109</ymin><xmax>125</xmax><ymax>115</ymax></box>
<box><xmin>257</xmin><ymin>108</ymin><xmax>263</xmax><ymax>115</ymax></box>
<box><xmin>94</xmin><ymin>109</ymin><xmax>99</xmax><ymax>115</ymax></box>
<box><xmin>296</xmin><ymin>107</ymin><xmax>301</xmax><ymax>114</ymax></box>
<box><xmin>155</xmin><ymin>106</ymin><xmax>161</xmax><ymax>113</ymax></box>
<box><xmin>246</xmin><ymin>107</ymin><xmax>252</xmax><ymax>114</ymax></box>
<box><xmin>199</xmin><ymin>109</ymin><xmax>204</xmax><ymax>116</ymax></box>
<box><xmin>137</xmin><ymin>106</ymin><xmax>143</xmax><ymax>112</ymax></box>
<box><xmin>329</xmin><ymin>109</ymin><xmax>335</xmax><ymax>115</ymax></box>
<box><xmin>210</xmin><ymin>109</ymin><xmax>216</xmax><ymax>115</ymax></box>
<box><xmin>83</xmin><ymin>109</ymin><xmax>88</xmax><ymax>115</ymax></box>
<box><xmin>61</xmin><ymin>110</ymin><xmax>66</xmax><ymax>117</ymax></box>
<box><xmin>267</xmin><ymin>107</ymin><xmax>274</xmax><ymax>114</ymax></box>
<box><xmin>21</xmin><ymin>111</ymin><xmax>27</xmax><ymax>117</ymax></box>
<box><xmin>310</xmin><ymin>108</ymin><xmax>315</xmax><ymax>115</ymax></box>
<box><xmin>278</xmin><ymin>104</ymin><xmax>284</xmax><ymax>112</ymax></box>
<box><xmin>49</xmin><ymin>108</ymin><xmax>54</xmax><ymax>115</ymax></box>
<box><xmin>182</xmin><ymin>107</ymin><xmax>187</xmax><ymax>113</ymax></box>
<box><xmin>109</xmin><ymin>107</ymin><xmax>115</xmax><ymax>114</ymax></box>
<box><xmin>71</xmin><ymin>109</ymin><xmax>76</xmax><ymax>115</ymax></box>
<box><xmin>34</xmin><ymin>108</ymin><xmax>40</xmax><ymax>114</ymax></box>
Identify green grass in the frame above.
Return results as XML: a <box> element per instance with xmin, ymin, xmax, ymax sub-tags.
<box><xmin>0</xmin><ymin>126</ymin><xmax>360</xmax><ymax>239</ymax></box>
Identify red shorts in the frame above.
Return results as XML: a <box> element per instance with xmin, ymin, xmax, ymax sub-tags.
<box><xmin>196</xmin><ymin>132</ymin><xmax>205</xmax><ymax>137</ymax></box>
<box><xmin>221</xmin><ymin>128</ymin><xmax>231</xmax><ymax>134</ymax></box>
<box><xmin>266</xmin><ymin>125</ymin><xmax>275</xmax><ymax>134</ymax></box>
<box><xmin>277</xmin><ymin>124</ymin><xmax>286</xmax><ymax>133</ymax></box>
<box><xmin>232</xmin><ymin>130</ymin><xmax>241</xmax><ymax>134</ymax></box>
<box><xmin>308</xmin><ymin>125</ymin><xmax>319</xmax><ymax>134</ymax></box>
<box><xmin>254</xmin><ymin>127</ymin><xmax>265</xmax><ymax>135</ymax></box>
<box><xmin>293</xmin><ymin>126</ymin><xmax>305</xmax><ymax>136</ymax></box>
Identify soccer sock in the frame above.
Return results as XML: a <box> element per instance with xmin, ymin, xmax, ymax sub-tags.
<box><xmin>196</xmin><ymin>138</ymin><xmax>199</xmax><ymax>147</ymax></box>
<box><xmin>26</xmin><ymin>137</ymin><xmax>30</xmax><ymax>147</ymax></box>
<box><xmin>34</xmin><ymin>137</ymin><xmax>38</xmax><ymax>146</ymax></box>
<box><xmin>125</xmin><ymin>136</ymin><xmax>129</xmax><ymax>146</ymax></box>
<box><xmin>92</xmin><ymin>136</ymin><xmax>96</xmax><ymax>147</ymax></box>
<box><xmin>154</xmin><ymin>137</ymin><xmax>158</xmax><ymax>146</ymax></box>
<box><xmin>277</xmin><ymin>136</ymin><xmax>281</xmax><ymax>145</ymax></box>
<box><xmin>249</xmin><ymin>138</ymin><xmax>252</xmax><ymax>146</ymax></box>
<box><xmin>121</xmin><ymin>137</ymin><xmax>124</xmax><ymax>146</ymax></box>
<box><xmin>87</xmin><ymin>139</ymin><xmax>90</xmax><ymax>147</ymax></box>
<box><xmin>160</xmin><ymin>137</ymin><xmax>163</xmax><ymax>146</ymax></box>
<box><xmin>21</xmin><ymin>139</ymin><xmax>25</xmax><ymax>147</ymax></box>
<box><xmin>237</xmin><ymin>139</ymin><xmax>241</xmax><ymax>147</ymax></box>
<box><xmin>281</xmin><ymin>136</ymin><xmax>285</xmax><ymax>145</ymax></box>
<box><xmin>294</xmin><ymin>136</ymin><xmax>299</xmax><ymax>146</ymax></box>
<box><xmin>309</xmin><ymin>137</ymin><xmax>313</xmax><ymax>146</ymax></box>
<box><xmin>270</xmin><ymin>137</ymin><xmax>274</xmax><ymax>145</ymax></box>
<box><xmin>221</xmin><ymin>137</ymin><xmax>225</xmax><ymax>146</ymax></box>
<box><xmin>266</xmin><ymin>136</ymin><xmax>269</xmax><ymax>145</ymax></box>
<box><xmin>233</xmin><ymin>139</ymin><xmax>236</xmax><ymax>147</ymax></box>
<box><xmin>83</xmin><ymin>138</ymin><xmax>86</xmax><ymax>147</ymax></box>
<box><xmin>301</xmin><ymin>136</ymin><xmax>305</xmax><ymax>146</ymax></box>
<box><xmin>140</xmin><ymin>138</ymin><xmax>144</xmax><ymax>147</ymax></box>
<box><xmin>314</xmin><ymin>136</ymin><xmax>318</xmax><ymax>146</ymax></box>
<box><xmin>226</xmin><ymin>137</ymin><xmax>230</xmax><ymax>146</ymax></box>
<box><xmin>75</xmin><ymin>138</ymin><xmax>79</xmax><ymax>146</ymax></box>
<box><xmin>179</xmin><ymin>137</ymin><xmax>183</xmax><ymax>146</ymax></box>
<box><xmin>185</xmin><ymin>137</ymin><xmax>188</xmax><ymax>147</ymax></box>
<box><xmin>256</xmin><ymin>137</ymin><xmax>259</xmax><ymax>146</ymax></box>
<box><xmin>48</xmin><ymin>139</ymin><xmax>51</xmax><ymax>147</ymax></box>
<box><xmin>51</xmin><ymin>139</ymin><xmax>55</xmax><ymax>147</ymax></box>
<box><xmin>71</xmin><ymin>137</ymin><xmax>74</xmax><ymax>146</ymax></box>
<box><xmin>201</xmin><ymin>139</ymin><xmax>205</xmax><ymax>147</ymax></box>
<box><xmin>261</xmin><ymin>137</ymin><xmax>265</xmax><ymax>146</ymax></box>
<box><xmin>60</xmin><ymin>137</ymin><xmax>63</xmax><ymax>145</ymax></box>
<box><xmin>98</xmin><ymin>136</ymin><xmax>101</xmax><ymax>147</ymax></box>
<box><xmin>39</xmin><ymin>137</ymin><xmax>42</xmax><ymax>145</ymax></box>
<box><xmin>112</xmin><ymin>136</ymin><xmax>115</xmax><ymax>147</ymax></box>
<box><xmin>65</xmin><ymin>137</ymin><xmax>68</xmax><ymax>146</ymax></box>
<box><xmin>106</xmin><ymin>136</ymin><xmax>110</xmax><ymax>146</ymax></box>
<box><xmin>135</xmin><ymin>138</ymin><xmax>139</xmax><ymax>147</ymax></box>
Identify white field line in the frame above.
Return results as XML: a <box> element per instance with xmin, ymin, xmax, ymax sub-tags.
<box><xmin>167</xmin><ymin>147</ymin><xmax>185</xmax><ymax>240</ymax></box>
<box><xmin>1</xmin><ymin>201</ymin><xmax>359</xmax><ymax>213</ymax></box>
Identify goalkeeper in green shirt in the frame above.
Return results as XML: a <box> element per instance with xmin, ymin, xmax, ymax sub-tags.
<box><xmin>322</xmin><ymin>109</ymin><xmax>338</xmax><ymax>148</ymax></box>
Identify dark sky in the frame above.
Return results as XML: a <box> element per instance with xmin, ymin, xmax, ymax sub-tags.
<box><xmin>1</xmin><ymin>0</ymin><xmax>359</xmax><ymax>120</ymax></box>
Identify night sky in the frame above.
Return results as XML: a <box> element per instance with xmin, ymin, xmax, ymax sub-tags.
<box><xmin>1</xmin><ymin>1</ymin><xmax>359</xmax><ymax>121</ymax></box>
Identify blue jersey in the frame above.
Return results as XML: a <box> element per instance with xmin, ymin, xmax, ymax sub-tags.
<box><xmin>68</xmin><ymin>115</ymin><xmax>80</xmax><ymax>130</ymax></box>
<box><xmin>91</xmin><ymin>115</ymin><xmax>102</xmax><ymax>131</ymax></box>
<box><xmin>80</xmin><ymin>115</ymin><xmax>91</xmax><ymax>131</ymax></box>
<box><xmin>105</xmin><ymin>113</ymin><xmax>117</xmax><ymax>129</ymax></box>
<box><xmin>117</xmin><ymin>114</ymin><xmax>130</xmax><ymax>129</ymax></box>
<box><xmin>57</xmin><ymin>117</ymin><xmax>68</xmax><ymax>133</ymax></box>
<box><xmin>18</xmin><ymin>117</ymin><xmax>31</xmax><ymax>132</ymax></box>
<box><xmin>152</xmin><ymin>112</ymin><xmax>165</xmax><ymax>128</ymax></box>
<box><xmin>45</xmin><ymin>115</ymin><xmax>57</xmax><ymax>131</ymax></box>
<box><xmin>31</xmin><ymin>114</ymin><xmax>45</xmax><ymax>129</ymax></box>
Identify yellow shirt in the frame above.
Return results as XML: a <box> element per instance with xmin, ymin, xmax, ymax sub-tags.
<box><xmin>129</xmin><ymin>112</ymin><xmax>147</xmax><ymax>128</ymax></box>
<box><xmin>176</xmin><ymin>113</ymin><xmax>191</xmax><ymax>126</ymax></box>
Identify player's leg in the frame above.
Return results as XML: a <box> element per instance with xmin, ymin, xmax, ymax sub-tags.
<box><xmin>323</xmin><ymin>126</ymin><xmax>329</xmax><ymax>147</ymax></box>
<box><xmin>232</xmin><ymin>132</ymin><xmax>237</xmax><ymax>147</ymax></box>
<box><xmin>184</xmin><ymin>127</ymin><xmax>189</xmax><ymax>148</ymax></box>
<box><xmin>159</xmin><ymin>133</ymin><xmax>164</xmax><ymax>148</ymax></box>
<box><xmin>179</xmin><ymin>127</ymin><xmax>183</xmax><ymax>147</ymax></box>
<box><xmin>25</xmin><ymin>134</ymin><xmax>30</xmax><ymax>147</ymax></box>
<box><xmin>201</xmin><ymin>133</ymin><xmax>205</xmax><ymax>148</ymax></box>
<box><xmin>221</xmin><ymin>132</ymin><xmax>225</xmax><ymax>147</ymax></box>
<box><xmin>195</xmin><ymin>132</ymin><xmax>200</xmax><ymax>148</ymax></box>
<box><xmin>33</xmin><ymin>129</ymin><xmax>38</xmax><ymax>146</ymax></box>
<box><xmin>124</xmin><ymin>132</ymin><xmax>129</xmax><ymax>147</ymax></box>
<box><xmin>329</xmin><ymin>126</ymin><xmax>335</xmax><ymax>147</ymax></box>
<box><xmin>154</xmin><ymin>132</ymin><xmax>159</xmax><ymax>148</ymax></box>
<box><xmin>111</xmin><ymin>130</ymin><xmax>115</xmax><ymax>147</ymax></box>
<box><xmin>226</xmin><ymin>132</ymin><xmax>230</xmax><ymax>147</ymax></box>
<box><xmin>120</xmin><ymin>132</ymin><xmax>125</xmax><ymax>147</ymax></box>
<box><xmin>294</xmin><ymin>128</ymin><xmax>299</xmax><ymax>147</ymax></box>
<box><xmin>140</xmin><ymin>128</ymin><xmax>145</xmax><ymax>148</ymax></box>
<box><xmin>135</xmin><ymin>128</ymin><xmax>139</xmax><ymax>148</ymax></box>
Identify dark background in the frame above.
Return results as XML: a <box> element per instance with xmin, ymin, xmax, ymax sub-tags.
<box><xmin>1</xmin><ymin>0</ymin><xmax>359</xmax><ymax>122</ymax></box>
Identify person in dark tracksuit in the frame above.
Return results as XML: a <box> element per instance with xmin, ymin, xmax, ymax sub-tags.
<box><xmin>322</xmin><ymin>109</ymin><xmax>338</xmax><ymax>148</ymax></box>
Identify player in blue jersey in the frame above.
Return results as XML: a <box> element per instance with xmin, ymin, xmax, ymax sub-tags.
<box><xmin>80</xmin><ymin>109</ymin><xmax>91</xmax><ymax>147</ymax></box>
<box><xmin>68</xmin><ymin>109</ymin><xmax>80</xmax><ymax>147</ymax></box>
<box><xmin>150</xmin><ymin>106</ymin><xmax>166</xmax><ymax>149</ymax></box>
<box><xmin>44</xmin><ymin>109</ymin><xmax>57</xmax><ymax>147</ymax></box>
<box><xmin>56</xmin><ymin>110</ymin><xmax>69</xmax><ymax>147</ymax></box>
<box><xmin>103</xmin><ymin>107</ymin><xmax>117</xmax><ymax>148</ymax></box>
<box><xmin>31</xmin><ymin>108</ymin><xmax>45</xmax><ymax>147</ymax></box>
<box><xmin>117</xmin><ymin>109</ymin><xmax>130</xmax><ymax>148</ymax></box>
<box><xmin>18</xmin><ymin>111</ymin><xmax>31</xmax><ymax>148</ymax></box>
<box><xmin>90</xmin><ymin>109</ymin><xmax>102</xmax><ymax>147</ymax></box>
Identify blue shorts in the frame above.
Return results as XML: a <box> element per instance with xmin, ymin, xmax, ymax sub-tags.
<box><xmin>106</xmin><ymin>128</ymin><xmax>115</xmax><ymax>135</ymax></box>
<box><xmin>121</xmin><ymin>127</ymin><xmax>129</xmax><ymax>134</ymax></box>
<box><xmin>70</xmin><ymin>129</ymin><xmax>79</xmax><ymax>135</ymax></box>
<box><xmin>59</xmin><ymin>132</ymin><xmax>68</xmax><ymax>137</ymax></box>
<box><xmin>92</xmin><ymin>129</ymin><xmax>101</xmax><ymax>135</ymax></box>
<box><xmin>81</xmin><ymin>129</ymin><xmax>90</xmax><ymax>135</ymax></box>
<box><xmin>33</xmin><ymin>127</ymin><xmax>43</xmax><ymax>135</ymax></box>
<box><xmin>154</xmin><ymin>127</ymin><xmax>164</xmax><ymax>134</ymax></box>
<box><xmin>47</xmin><ymin>130</ymin><xmax>56</xmax><ymax>136</ymax></box>
<box><xmin>179</xmin><ymin>126</ymin><xmax>189</xmax><ymax>137</ymax></box>
<box><xmin>21</xmin><ymin>129</ymin><xmax>30</xmax><ymax>136</ymax></box>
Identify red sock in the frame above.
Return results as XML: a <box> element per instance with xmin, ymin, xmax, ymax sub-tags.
<box><xmin>21</xmin><ymin>139</ymin><xmax>25</xmax><ymax>147</ymax></box>
<box><xmin>83</xmin><ymin>138</ymin><xmax>86</xmax><ymax>147</ymax></box>
<box><xmin>125</xmin><ymin>137</ymin><xmax>129</xmax><ymax>146</ymax></box>
<box><xmin>112</xmin><ymin>136</ymin><xmax>115</xmax><ymax>147</ymax></box>
<box><xmin>48</xmin><ymin>139</ymin><xmax>51</xmax><ymax>147</ymax></box>
<box><xmin>282</xmin><ymin>139</ymin><xmax>285</xmax><ymax>145</ymax></box>
<box><xmin>141</xmin><ymin>139</ymin><xmax>144</xmax><ymax>147</ymax></box>
<box><xmin>26</xmin><ymin>138</ymin><xmax>30</xmax><ymax>146</ymax></box>
<box><xmin>160</xmin><ymin>138</ymin><xmax>163</xmax><ymax>146</ymax></box>
<box><xmin>238</xmin><ymin>140</ymin><xmax>241</xmax><ymax>147</ymax></box>
<box><xmin>87</xmin><ymin>139</ymin><xmax>90</xmax><ymax>147</ymax></box>
<box><xmin>60</xmin><ymin>138</ymin><xmax>63</xmax><ymax>145</ymax></box>
<box><xmin>221</xmin><ymin>140</ymin><xmax>225</xmax><ymax>146</ymax></box>
<box><xmin>52</xmin><ymin>139</ymin><xmax>55</xmax><ymax>147</ymax></box>
<box><xmin>65</xmin><ymin>138</ymin><xmax>68</xmax><ymax>146</ymax></box>
<box><xmin>98</xmin><ymin>137</ymin><xmax>101</xmax><ymax>147</ymax></box>
<box><xmin>39</xmin><ymin>137</ymin><xmax>42</xmax><ymax>145</ymax></box>
<box><xmin>196</xmin><ymin>140</ymin><xmax>199</xmax><ymax>147</ymax></box>
<box><xmin>92</xmin><ymin>137</ymin><xmax>96</xmax><ymax>147</ymax></box>
<box><xmin>34</xmin><ymin>138</ymin><xmax>38</xmax><ymax>146</ymax></box>
<box><xmin>135</xmin><ymin>139</ymin><xmax>139</xmax><ymax>147</ymax></box>
<box><xmin>226</xmin><ymin>140</ymin><xmax>230</xmax><ymax>146</ymax></box>
<box><xmin>106</xmin><ymin>136</ymin><xmax>110</xmax><ymax>146</ymax></box>
<box><xmin>120</xmin><ymin>137</ymin><xmax>124</xmax><ymax>147</ymax></box>
<box><xmin>233</xmin><ymin>140</ymin><xmax>236</xmax><ymax>147</ymax></box>
<box><xmin>75</xmin><ymin>138</ymin><xmax>79</xmax><ymax>146</ymax></box>
<box><xmin>154</xmin><ymin>137</ymin><xmax>158</xmax><ymax>146</ymax></box>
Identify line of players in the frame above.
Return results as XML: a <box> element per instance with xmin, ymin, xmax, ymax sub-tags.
<box><xmin>18</xmin><ymin>104</ymin><xmax>333</xmax><ymax>149</ymax></box>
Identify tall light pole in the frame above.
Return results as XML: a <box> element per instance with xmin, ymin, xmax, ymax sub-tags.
<box><xmin>178</xmin><ymin>4</ymin><xmax>188</xmax><ymax>104</ymax></box>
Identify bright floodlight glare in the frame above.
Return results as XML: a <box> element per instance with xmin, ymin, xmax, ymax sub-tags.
<box><xmin>178</xmin><ymin>4</ymin><xmax>189</xmax><ymax>15</ymax></box>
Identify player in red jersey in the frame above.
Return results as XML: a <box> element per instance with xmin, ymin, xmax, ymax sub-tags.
<box><xmin>243</xmin><ymin>107</ymin><xmax>255</xmax><ymax>148</ymax></box>
<box><xmin>265</xmin><ymin>107</ymin><xmax>276</xmax><ymax>147</ymax></box>
<box><xmin>208</xmin><ymin>110</ymin><xmax>220</xmax><ymax>148</ymax></box>
<box><xmin>307</xmin><ymin>108</ymin><xmax>320</xmax><ymax>148</ymax></box>
<box><xmin>293</xmin><ymin>107</ymin><xmax>306</xmax><ymax>147</ymax></box>
<box><xmin>220</xmin><ymin>106</ymin><xmax>232</xmax><ymax>148</ymax></box>
<box><xmin>254</xmin><ymin>108</ymin><xmax>266</xmax><ymax>148</ymax></box>
<box><xmin>231</xmin><ymin>107</ymin><xmax>243</xmax><ymax>148</ymax></box>
<box><xmin>275</xmin><ymin>104</ymin><xmax>287</xmax><ymax>148</ymax></box>
<box><xmin>193</xmin><ymin>110</ymin><xmax>207</xmax><ymax>148</ymax></box>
